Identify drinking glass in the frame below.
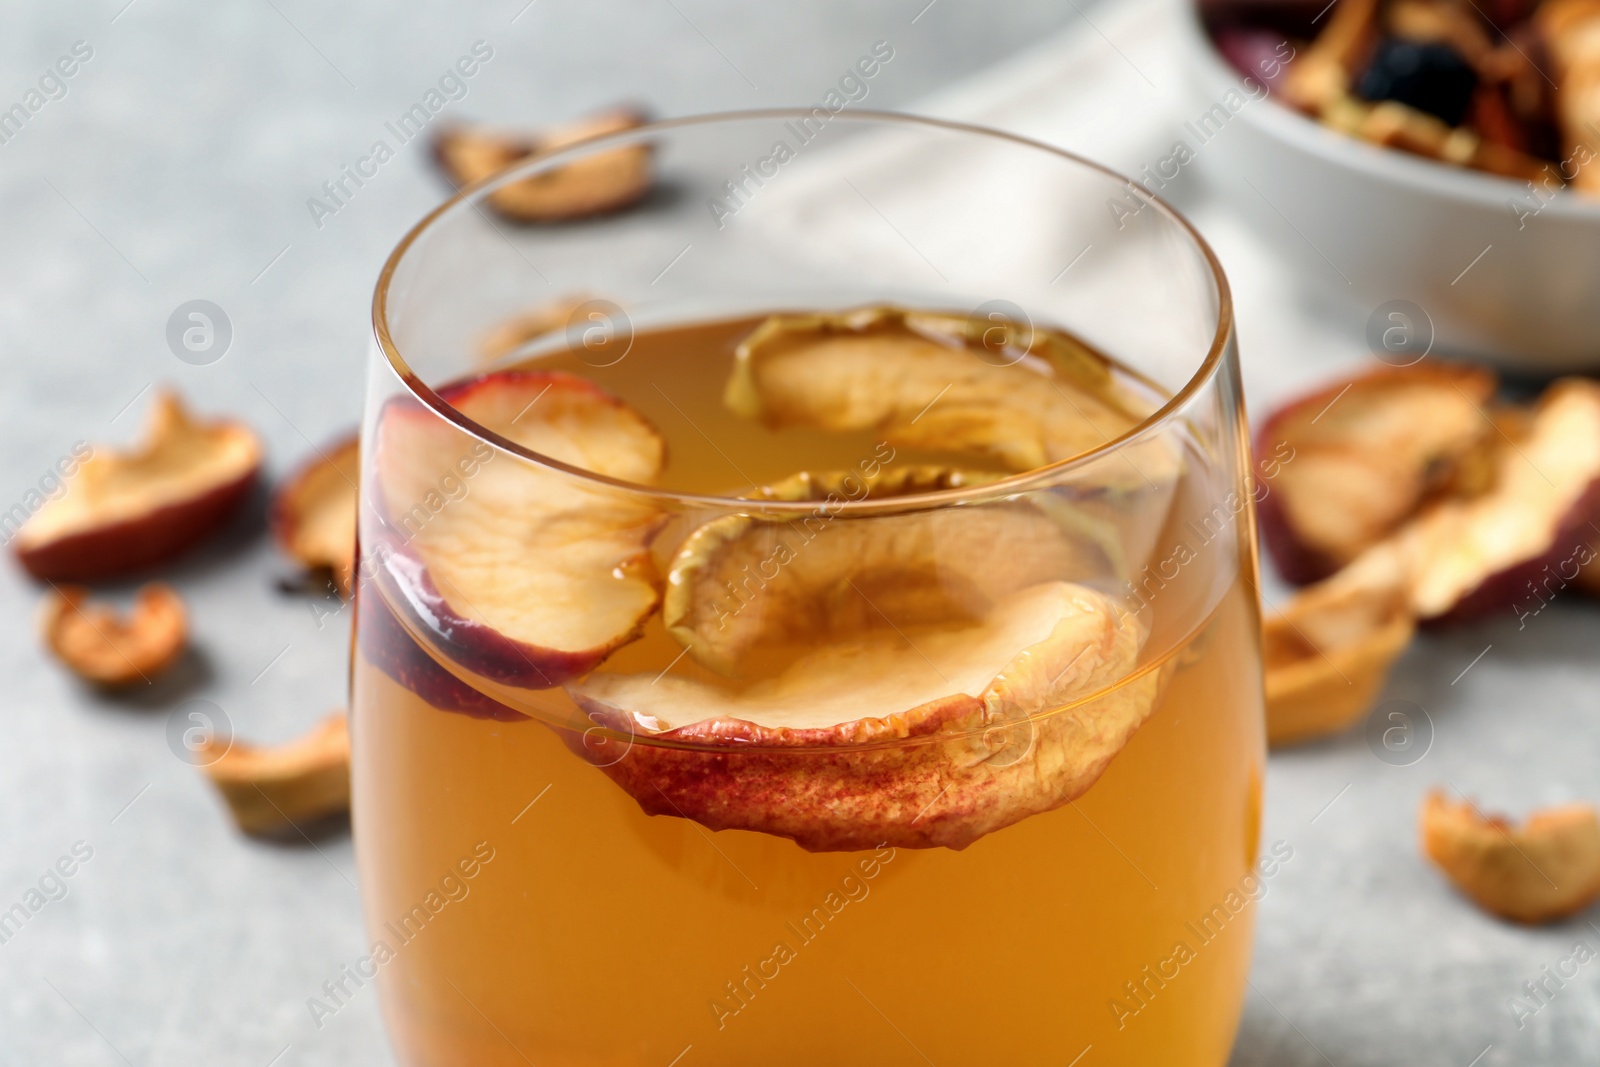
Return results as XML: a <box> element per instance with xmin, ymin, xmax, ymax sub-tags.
<box><xmin>354</xmin><ymin>110</ymin><xmax>1264</xmax><ymax>1066</ymax></box>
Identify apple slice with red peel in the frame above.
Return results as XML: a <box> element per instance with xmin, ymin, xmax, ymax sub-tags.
<box><xmin>433</xmin><ymin>108</ymin><xmax>652</xmax><ymax>223</ymax></box>
<box><xmin>371</xmin><ymin>370</ymin><xmax>666</xmax><ymax>690</ymax></box>
<box><xmin>725</xmin><ymin>306</ymin><xmax>1159</xmax><ymax>475</ymax></box>
<box><xmin>567</xmin><ymin>581</ymin><xmax>1155</xmax><ymax>852</ymax></box>
<box><xmin>13</xmin><ymin>390</ymin><xmax>261</xmax><ymax>581</ymax></box>
<box><xmin>665</xmin><ymin>466</ymin><xmax>1123</xmax><ymax>675</ymax></box>
<box><xmin>356</xmin><ymin>592</ymin><xmax>528</xmax><ymax>722</ymax></box>
<box><xmin>1381</xmin><ymin>378</ymin><xmax>1600</xmax><ymax>623</ymax></box>
<box><xmin>1254</xmin><ymin>364</ymin><xmax>1497</xmax><ymax>584</ymax></box>
<box><xmin>271</xmin><ymin>433</ymin><xmax>359</xmax><ymax>596</ymax></box>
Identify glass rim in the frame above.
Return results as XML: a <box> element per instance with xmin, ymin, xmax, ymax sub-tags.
<box><xmin>371</xmin><ymin>108</ymin><xmax>1235</xmax><ymax>514</ymax></box>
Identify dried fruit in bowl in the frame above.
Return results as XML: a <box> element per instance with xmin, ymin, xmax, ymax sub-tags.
<box><xmin>1538</xmin><ymin>0</ymin><xmax>1600</xmax><ymax>192</ymax></box>
<box><xmin>271</xmin><ymin>433</ymin><xmax>359</xmax><ymax>597</ymax></box>
<box><xmin>1255</xmin><ymin>363</ymin><xmax>1497</xmax><ymax>584</ymax></box>
<box><xmin>1231</xmin><ymin>0</ymin><xmax>1586</xmax><ymax>185</ymax></box>
<box><xmin>371</xmin><ymin>370</ymin><xmax>666</xmax><ymax>690</ymax></box>
<box><xmin>568</xmin><ymin>582</ymin><xmax>1157</xmax><ymax>852</ymax></box>
<box><xmin>434</xmin><ymin>108</ymin><xmax>652</xmax><ymax>222</ymax></box>
<box><xmin>1421</xmin><ymin>790</ymin><xmax>1600</xmax><ymax>922</ymax></box>
<box><xmin>12</xmin><ymin>391</ymin><xmax>261</xmax><ymax>582</ymax></box>
<box><xmin>40</xmin><ymin>583</ymin><xmax>187</xmax><ymax>686</ymax></box>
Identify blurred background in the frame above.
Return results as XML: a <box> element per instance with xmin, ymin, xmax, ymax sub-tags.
<box><xmin>4</xmin><ymin>0</ymin><xmax>1600</xmax><ymax>1063</ymax></box>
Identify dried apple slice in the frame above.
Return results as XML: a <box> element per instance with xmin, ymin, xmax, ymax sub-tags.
<box><xmin>372</xmin><ymin>370</ymin><xmax>666</xmax><ymax>690</ymax></box>
<box><xmin>434</xmin><ymin>108</ymin><xmax>652</xmax><ymax>222</ymax></box>
<box><xmin>39</xmin><ymin>583</ymin><xmax>187</xmax><ymax>686</ymax></box>
<box><xmin>13</xmin><ymin>390</ymin><xmax>261</xmax><ymax>581</ymax></box>
<box><xmin>271</xmin><ymin>433</ymin><xmax>359</xmax><ymax>596</ymax></box>
<box><xmin>1421</xmin><ymin>790</ymin><xmax>1600</xmax><ymax>923</ymax></box>
<box><xmin>1263</xmin><ymin>550</ymin><xmax>1414</xmax><ymax>747</ymax></box>
<box><xmin>1383</xmin><ymin>378</ymin><xmax>1600</xmax><ymax>623</ymax></box>
<box><xmin>200</xmin><ymin>713</ymin><xmax>351</xmax><ymax>837</ymax></box>
<box><xmin>568</xmin><ymin>582</ymin><xmax>1156</xmax><ymax>852</ymax></box>
<box><xmin>665</xmin><ymin>466</ymin><xmax>1122</xmax><ymax>675</ymax></box>
<box><xmin>356</xmin><ymin>593</ymin><xmax>528</xmax><ymax>722</ymax></box>
<box><xmin>725</xmin><ymin>306</ymin><xmax>1158</xmax><ymax>475</ymax></box>
<box><xmin>1255</xmin><ymin>364</ymin><xmax>1496</xmax><ymax>584</ymax></box>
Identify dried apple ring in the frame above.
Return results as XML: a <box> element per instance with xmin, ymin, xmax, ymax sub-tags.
<box><xmin>40</xmin><ymin>583</ymin><xmax>188</xmax><ymax>686</ymax></box>
<box><xmin>1387</xmin><ymin>378</ymin><xmax>1600</xmax><ymax>623</ymax></box>
<box><xmin>664</xmin><ymin>466</ymin><xmax>1123</xmax><ymax>675</ymax></box>
<box><xmin>271</xmin><ymin>433</ymin><xmax>359</xmax><ymax>596</ymax></box>
<box><xmin>1421</xmin><ymin>790</ymin><xmax>1600</xmax><ymax>923</ymax></box>
<box><xmin>372</xmin><ymin>370</ymin><xmax>667</xmax><ymax>690</ymax></box>
<box><xmin>200</xmin><ymin>713</ymin><xmax>351</xmax><ymax>837</ymax></box>
<box><xmin>1263</xmin><ymin>550</ymin><xmax>1414</xmax><ymax>747</ymax></box>
<box><xmin>1255</xmin><ymin>363</ymin><xmax>1497</xmax><ymax>584</ymax></box>
<box><xmin>724</xmin><ymin>306</ymin><xmax>1160</xmax><ymax>475</ymax></box>
<box><xmin>568</xmin><ymin>582</ymin><xmax>1155</xmax><ymax>852</ymax></box>
<box><xmin>13</xmin><ymin>391</ymin><xmax>261</xmax><ymax>582</ymax></box>
<box><xmin>434</xmin><ymin>108</ymin><xmax>652</xmax><ymax>222</ymax></box>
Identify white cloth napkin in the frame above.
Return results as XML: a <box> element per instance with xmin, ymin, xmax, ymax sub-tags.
<box><xmin>907</xmin><ymin>0</ymin><xmax>1379</xmax><ymax>414</ymax></box>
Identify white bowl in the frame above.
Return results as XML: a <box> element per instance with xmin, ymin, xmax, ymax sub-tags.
<box><xmin>1177</xmin><ymin>8</ymin><xmax>1600</xmax><ymax>372</ymax></box>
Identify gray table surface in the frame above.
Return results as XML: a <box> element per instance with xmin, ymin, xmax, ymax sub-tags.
<box><xmin>3</xmin><ymin>2</ymin><xmax>1597</xmax><ymax>1065</ymax></box>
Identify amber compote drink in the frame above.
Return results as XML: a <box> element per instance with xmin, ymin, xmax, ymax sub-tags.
<box><xmin>355</xmin><ymin>112</ymin><xmax>1263</xmax><ymax>1066</ymax></box>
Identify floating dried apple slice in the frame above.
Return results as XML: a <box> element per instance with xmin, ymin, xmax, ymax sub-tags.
<box><xmin>271</xmin><ymin>433</ymin><xmax>359</xmax><ymax>596</ymax></box>
<box><xmin>665</xmin><ymin>466</ymin><xmax>1123</xmax><ymax>675</ymax></box>
<box><xmin>568</xmin><ymin>582</ymin><xmax>1155</xmax><ymax>852</ymax></box>
<box><xmin>200</xmin><ymin>713</ymin><xmax>351</xmax><ymax>837</ymax></box>
<box><xmin>434</xmin><ymin>108</ymin><xmax>652</xmax><ymax>222</ymax></box>
<box><xmin>1384</xmin><ymin>378</ymin><xmax>1600</xmax><ymax>623</ymax></box>
<box><xmin>356</xmin><ymin>592</ymin><xmax>528</xmax><ymax>722</ymax></box>
<box><xmin>39</xmin><ymin>583</ymin><xmax>187</xmax><ymax>686</ymax></box>
<box><xmin>725</xmin><ymin>306</ymin><xmax>1161</xmax><ymax>476</ymax></box>
<box><xmin>14</xmin><ymin>390</ymin><xmax>261</xmax><ymax>581</ymax></box>
<box><xmin>372</xmin><ymin>370</ymin><xmax>666</xmax><ymax>690</ymax></box>
<box><xmin>1263</xmin><ymin>550</ymin><xmax>1414</xmax><ymax>747</ymax></box>
<box><xmin>1421</xmin><ymin>790</ymin><xmax>1600</xmax><ymax>923</ymax></box>
<box><xmin>1255</xmin><ymin>364</ymin><xmax>1496</xmax><ymax>584</ymax></box>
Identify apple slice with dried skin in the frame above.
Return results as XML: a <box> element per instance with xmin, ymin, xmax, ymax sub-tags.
<box><xmin>434</xmin><ymin>108</ymin><xmax>652</xmax><ymax>223</ymax></box>
<box><xmin>371</xmin><ymin>370</ymin><xmax>666</xmax><ymax>690</ymax></box>
<box><xmin>40</xmin><ymin>583</ymin><xmax>188</xmax><ymax>686</ymax></box>
<box><xmin>1263</xmin><ymin>550</ymin><xmax>1414</xmax><ymax>747</ymax></box>
<box><xmin>1383</xmin><ymin>378</ymin><xmax>1600</xmax><ymax>623</ymax></box>
<box><xmin>271</xmin><ymin>433</ymin><xmax>359</xmax><ymax>596</ymax></box>
<box><xmin>200</xmin><ymin>713</ymin><xmax>352</xmax><ymax>837</ymax></box>
<box><xmin>724</xmin><ymin>306</ymin><xmax>1160</xmax><ymax>476</ymax></box>
<box><xmin>1421</xmin><ymin>790</ymin><xmax>1600</xmax><ymax>923</ymax></box>
<box><xmin>1255</xmin><ymin>364</ymin><xmax>1497</xmax><ymax>584</ymax></box>
<box><xmin>665</xmin><ymin>466</ymin><xmax>1123</xmax><ymax>675</ymax></box>
<box><xmin>356</xmin><ymin>592</ymin><xmax>528</xmax><ymax>722</ymax></box>
<box><xmin>13</xmin><ymin>391</ymin><xmax>261</xmax><ymax>581</ymax></box>
<box><xmin>568</xmin><ymin>582</ymin><xmax>1156</xmax><ymax>852</ymax></box>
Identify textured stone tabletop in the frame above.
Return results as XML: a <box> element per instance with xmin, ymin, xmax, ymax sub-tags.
<box><xmin>1</xmin><ymin>2</ymin><xmax>1596</xmax><ymax>1065</ymax></box>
